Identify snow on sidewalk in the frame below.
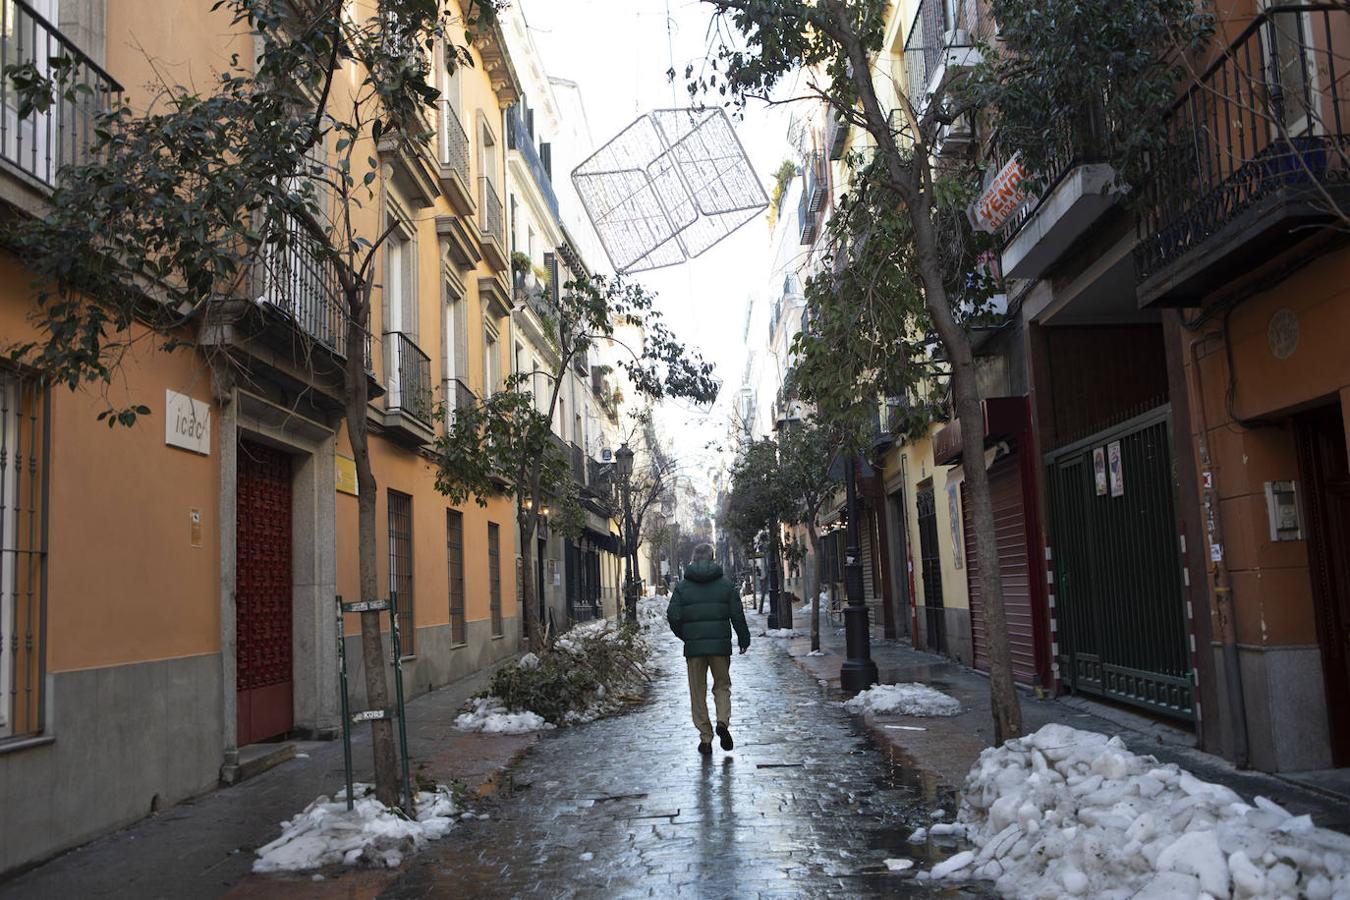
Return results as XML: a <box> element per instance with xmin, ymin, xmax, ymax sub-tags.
<box><xmin>253</xmin><ymin>783</ymin><xmax>458</xmax><ymax>872</ymax></box>
<box><xmin>925</xmin><ymin>723</ymin><xmax>1350</xmax><ymax>898</ymax></box>
<box><xmin>453</xmin><ymin>696</ymin><xmax>554</xmax><ymax>734</ymax></box>
<box><xmin>843</xmin><ymin>682</ymin><xmax>962</xmax><ymax>717</ymax></box>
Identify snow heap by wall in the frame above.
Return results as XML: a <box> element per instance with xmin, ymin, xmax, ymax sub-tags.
<box><xmin>929</xmin><ymin>723</ymin><xmax>1350</xmax><ymax>899</ymax></box>
<box><xmin>253</xmin><ymin>783</ymin><xmax>458</xmax><ymax>872</ymax></box>
<box><xmin>454</xmin><ymin>695</ymin><xmax>554</xmax><ymax>734</ymax></box>
<box><xmin>844</xmin><ymin>683</ymin><xmax>962</xmax><ymax>718</ymax></box>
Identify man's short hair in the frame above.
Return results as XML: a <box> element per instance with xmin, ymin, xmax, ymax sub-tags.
<box><xmin>692</xmin><ymin>542</ymin><xmax>714</xmax><ymax>562</ymax></box>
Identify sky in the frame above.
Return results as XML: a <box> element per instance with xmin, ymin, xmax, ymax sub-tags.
<box><xmin>519</xmin><ymin>0</ymin><xmax>798</xmax><ymax>512</ymax></box>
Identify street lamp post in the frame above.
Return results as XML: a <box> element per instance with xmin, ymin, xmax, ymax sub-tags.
<box><xmin>839</xmin><ymin>451</ymin><xmax>879</xmax><ymax>692</ymax></box>
<box><xmin>616</xmin><ymin>442</ymin><xmax>638</xmax><ymax>624</ymax></box>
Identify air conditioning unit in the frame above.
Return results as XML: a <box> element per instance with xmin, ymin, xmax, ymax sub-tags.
<box><xmin>936</xmin><ymin>116</ymin><xmax>975</xmax><ymax>157</ymax></box>
<box><xmin>944</xmin><ymin>28</ymin><xmax>971</xmax><ymax>48</ymax></box>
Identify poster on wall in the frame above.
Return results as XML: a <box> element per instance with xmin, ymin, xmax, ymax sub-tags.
<box><xmin>1108</xmin><ymin>440</ymin><xmax>1124</xmax><ymax>497</ymax></box>
<box><xmin>1094</xmin><ymin>447</ymin><xmax>1108</xmax><ymax>496</ymax></box>
<box><xmin>946</xmin><ymin>483</ymin><xmax>963</xmax><ymax>569</ymax></box>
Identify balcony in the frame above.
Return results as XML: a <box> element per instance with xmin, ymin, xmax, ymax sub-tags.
<box><xmin>998</xmin><ymin>106</ymin><xmax>1120</xmax><ymax>282</ymax></box>
<box><xmin>570</xmin><ymin>442</ymin><xmax>586</xmax><ymax>486</ymax></box>
<box><xmin>255</xmin><ymin>212</ymin><xmax>371</xmax><ymax>366</ymax></box>
<box><xmin>513</xmin><ymin>267</ymin><xmax>555</xmax><ymax>321</ymax></box>
<box><xmin>803</xmin><ymin>150</ymin><xmax>827</xmax><ymax>214</ymax></box>
<box><xmin>903</xmin><ymin>0</ymin><xmax>989</xmax><ymax>114</ymax></box>
<box><xmin>507</xmin><ymin>104</ymin><xmax>560</xmax><ymax>222</ymax></box>
<box><xmin>827</xmin><ymin>107</ymin><xmax>849</xmax><ymax>160</ymax></box>
<box><xmin>0</xmin><ymin>0</ymin><xmax>122</xmax><ymax>191</ymax></box>
<box><xmin>1135</xmin><ymin>6</ymin><xmax>1350</xmax><ymax>307</ymax></box>
<box><xmin>377</xmin><ymin>104</ymin><xmax>440</xmax><ymax>208</ymax></box>
<box><xmin>437</xmin><ymin>100</ymin><xmax>474</xmax><ymax>217</ymax></box>
<box><xmin>478</xmin><ymin>176</ymin><xmax>509</xmax><ymax>272</ymax></box>
<box><xmin>382</xmin><ymin>331</ymin><xmax>434</xmax><ymax>444</ymax></box>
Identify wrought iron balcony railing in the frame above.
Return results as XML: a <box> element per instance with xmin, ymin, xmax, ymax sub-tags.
<box><xmin>570</xmin><ymin>442</ymin><xmax>586</xmax><ymax>486</ymax></box>
<box><xmin>258</xmin><ymin>212</ymin><xmax>370</xmax><ymax>365</ymax></box>
<box><xmin>1135</xmin><ymin>5</ymin><xmax>1350</xmax><ymax>287</ymax></box>
<box><xmin>902</xmin><ymin>0</ymin><xmax>990</xmax><ymax>101</ymax></box>
<box><xmin>478</xmin><ymin>175</ymin><xmax>504</xmax><ymax>246</ymax></box>
<box><xmin>1</xmin><ymin>0</ymin><xmax>122</xmax><ymax>187</ymax></box>
<box><xmin>997</xmin><ymin>101</ymin><xmax>1119</xmax><ymax>247</ymax></box>
<box><xmin>384</xmin><ymin>330</ymin><xmax>433</xmax><ymax>425</ymax></box>
<box><xmin>507</xmin><ymin>103</ymin><xmax>560</xmax><ymax>221</ymax></box>
<box><xmin>439</xmin><ymin>99</ymin><xmax>469</xmax><ymax>185</ymax></box>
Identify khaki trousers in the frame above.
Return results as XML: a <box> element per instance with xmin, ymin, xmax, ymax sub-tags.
<box><xmin>686</xmin><ymin>655</ymin><xmax>732</xmax><ymax>741</ymax></box>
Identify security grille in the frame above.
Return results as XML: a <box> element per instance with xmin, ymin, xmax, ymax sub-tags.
<box><xmin>447</xmin><ymin>509</ymin><xmax>465</xmax><ymax>645</ymax></box>
<box><xmin>388</xmin><ymin>491</ymin><xmax>414</xmax><ymax>655</ymax></box>
<box><xmin>488</xmin><ymin>523</ymin><xmax>503</xmax><ymax>637</ymax></box>
<box><xmin>0</xmin><ymin>371</ymin><xmax>46</xmax><ymax>741</ymax></box>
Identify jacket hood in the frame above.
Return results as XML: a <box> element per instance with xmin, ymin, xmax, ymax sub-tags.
<box><xmin>684</xmin><ymin>560</ymin><xmax>724</xmax><ymax>583</ymax></box>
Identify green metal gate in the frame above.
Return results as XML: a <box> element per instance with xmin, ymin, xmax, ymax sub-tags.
<box><xmin>1045</xmin><ymin>407</ymin><xmax>1193</xmax><ymax>720</ymax></box>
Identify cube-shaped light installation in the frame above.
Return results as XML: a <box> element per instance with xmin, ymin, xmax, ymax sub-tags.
<box><xmin>572</xmin><ymin>108</ymin><xmax>769</xmax><ymax>275</ymax></box>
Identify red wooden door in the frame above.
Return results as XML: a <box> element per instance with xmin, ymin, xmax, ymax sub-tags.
<box><xmin>236</xmin><ymin>439</ymin><xmax>294</xmax><ymax>745</ymax></box>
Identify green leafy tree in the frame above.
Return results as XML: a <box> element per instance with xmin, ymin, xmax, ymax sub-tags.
<box><xmin>432</xmin><ymin>274</ymin><xmax>716</xmax><ymax>640</ymax></box>
<box><xmin>776</xmin><ymin>416</ymin><xmax>844</xmax><ymax>651</ymax></box>
<box><xmin>4</xmin><ymin>0</ymin><xmax>497</xmax><ymax>807</ymax></box>
<box><xmin>722</xmin><ymin>437</ymin><xmax>796</xmax><ymax>627</ymax></box>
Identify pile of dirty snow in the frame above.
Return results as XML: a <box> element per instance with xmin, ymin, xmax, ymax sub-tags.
<box><xmin>637</xmin><ymin>597</ymin><xmax>667</xmax><ymax>630</ymax></box>
<box><xmin>253</xmin><ymin>783</ymin><xmax>457</xmax><ymax>872</ymax></box>
<box><xmin>453</xmin><ymin>696</ymin><xmax>554</xmax><ymax>734</ymax></box>
<box><xmin>926</xmin><ymin>723</ymin><xmax>1350</xmax><ymax>898</ymax></box>
<box><xmin>844</xmin><ymin>683</ymin><xmax>961</xmax><ymax>717</ymax></box>
<box><xmin>763</xmin><ymin>627</ymin><xmax>804</xmax><ymax>638</ymax></box>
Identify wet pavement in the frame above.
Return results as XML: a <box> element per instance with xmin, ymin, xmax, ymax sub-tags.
<box><xmin>380</xmin><ymin>616</ymin><xmax>980</xmax><ymax>899</ymax></box>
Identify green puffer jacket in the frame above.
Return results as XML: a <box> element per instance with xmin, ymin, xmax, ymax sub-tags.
<box><xmin>667</xmin><ymin>561</ymin><xmax>751</xmax><ymax>658</ymax></box>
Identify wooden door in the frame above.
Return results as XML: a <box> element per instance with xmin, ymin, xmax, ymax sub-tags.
<box><xmin>236</xmin><ymin>440</ymin><xmax>293</xmax><ymax>745</ymax></box>
<box><xmin>1296</xmin><ymin>405</ymin><xmax>1350</xmax><ymax>765</ymax></box>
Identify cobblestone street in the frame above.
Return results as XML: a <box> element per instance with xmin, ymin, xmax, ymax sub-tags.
<box><xmin>381</xmin><ymin>615</ymin><xmax>977</xmax><ymax>899</ymax></box>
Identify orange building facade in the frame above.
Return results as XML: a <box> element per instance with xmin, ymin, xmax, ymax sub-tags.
<box><xmin>0</xmin><ymin>0</ymin><xmax>528</xmax><ymax>872</ymax></box>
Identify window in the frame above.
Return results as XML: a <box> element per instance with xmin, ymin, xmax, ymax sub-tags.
<box><xmin>0</xmin><ymin>371</ymin><xmax>48</xmax><ymax>740</ymax></box>
<box><xmin>388</xmin><ymin>490</ymin><xmax>415</xmax><ymax>655</ymax></box>
<box><xmin>488</xmin><ymin>522</ymin><xmax>503</xmax><ymax>637</ymax></box>
<box><xmin>447</xmin><ymin>510</ymin><xmax>465</xmax><ymax>645</ymax></box>
<box><xmin>385</xmin><ymin>218</ymin><xmax>418</xmax><ymax>341</ymax></box>
<box><xmin>444</xmin><ymin>279</ymin><xmax>469</xmax><ymax>428</ymax></box>
<box><xmin>483</xmin><ymin>321</ymin><xmax>501</xmax><ymax>395</ymax></box>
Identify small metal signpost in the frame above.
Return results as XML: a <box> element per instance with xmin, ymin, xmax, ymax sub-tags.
<box><xmin>335</xmin><ymin>594</ymin><xmax>413</xmax><ymax>813</ymax></box>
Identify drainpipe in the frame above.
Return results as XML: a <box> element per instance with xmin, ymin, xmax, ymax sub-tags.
<box><xmin>1188</xmin><ymin>335</ymin><xmax>1250</xmax><ymax>769</ymax></box>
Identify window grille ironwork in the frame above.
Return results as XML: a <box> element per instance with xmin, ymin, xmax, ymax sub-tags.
<box><xmin>388</xmin><ymin>490</ymin><xmax>414</xmax><ymax>655</ymax></box>
<box><xmin>446</xmin><ymin>509</ymin><xmax>465</xmax><ymax>646</ymax></box>
<box><xmin>0</xmin><ymin>370</ymin><xmax>47</xmax><ymax>741</ymax></box>
<box><xmin>488</xmin><ymin>522</ymin><xmax>503</xmax><ymax>637</ymax></box>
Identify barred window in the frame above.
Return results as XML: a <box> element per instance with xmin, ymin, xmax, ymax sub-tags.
<box><xmin>446</xmin><ymin>509</ymin><xmax>465</xmax><ymax>646</ymax></box>
<box><xmin>0</xmin><ymin>371</ymin><xmax>48</xmax><ymax>741</ymax></box>
<box><xmin>388</xmin><ymin>490</ymin><xmax>414</xmax><ymax>655</ymax></box>
<box><xmin>488</xmin><ymin>522</ymin><xmax>502</xmax><ymax>637</ymax></box>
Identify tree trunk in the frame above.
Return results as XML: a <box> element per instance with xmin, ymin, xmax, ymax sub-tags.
<box><xmin>344</xmin><ymin>313</ymin><xmax>401</xmax><ymax>808</ymax></box>
<box><xmin>772</xmin><ymin>523</ymin><xmax>791</xmax><ymax>630</ymax></box>
<box><xmin>911</xmin><ymin>215</ymin><xmax>1023</xmax><ymax>746</ymax></box>
<box><xmin>518</xmin><ymin>514</ymin><xmax>543</xmax><ymax>647</ymax></box>
<box><xmin>806</xmin><ymin>526</ymin><xmax>822</xmax><ymax>652</ymax></box>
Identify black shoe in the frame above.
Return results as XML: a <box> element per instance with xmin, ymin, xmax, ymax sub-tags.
<box><xmin>716</xmin><ymin>723</ymin><xmax>734</xmax><ymax>751</ymax></box>
<box><xmin>698</xmin><ymin>740</ymin><xmax>713</xmax><ymax>755</ymax></box>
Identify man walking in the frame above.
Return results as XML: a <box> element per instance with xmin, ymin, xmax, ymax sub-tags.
<box><xmin>666</xmin><ymin>543</ymin><xmax>751</xmax><ymax>755</ymax></box>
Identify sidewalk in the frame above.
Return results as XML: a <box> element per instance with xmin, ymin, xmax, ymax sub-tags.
<box><xmin>1</xmin><ymin>654</ymin><xmax>533</xmax><ymax>899</ymax></box>
<box><xmin>761</xmin><ymin>605</ymin><xmax>1350</xmax><ymax>835</ymax></box>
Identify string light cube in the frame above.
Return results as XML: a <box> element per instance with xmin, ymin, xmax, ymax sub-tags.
<box><xmin>572</xmin><ymin>108</ymin><xmax>769</xmax><ymax>275</ymax></box>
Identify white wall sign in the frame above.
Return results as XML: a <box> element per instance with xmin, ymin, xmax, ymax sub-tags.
<box><xmin>165</xmin><ymin>390</ymin><xmax>211</xmax><ymax>455</ymax></box>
